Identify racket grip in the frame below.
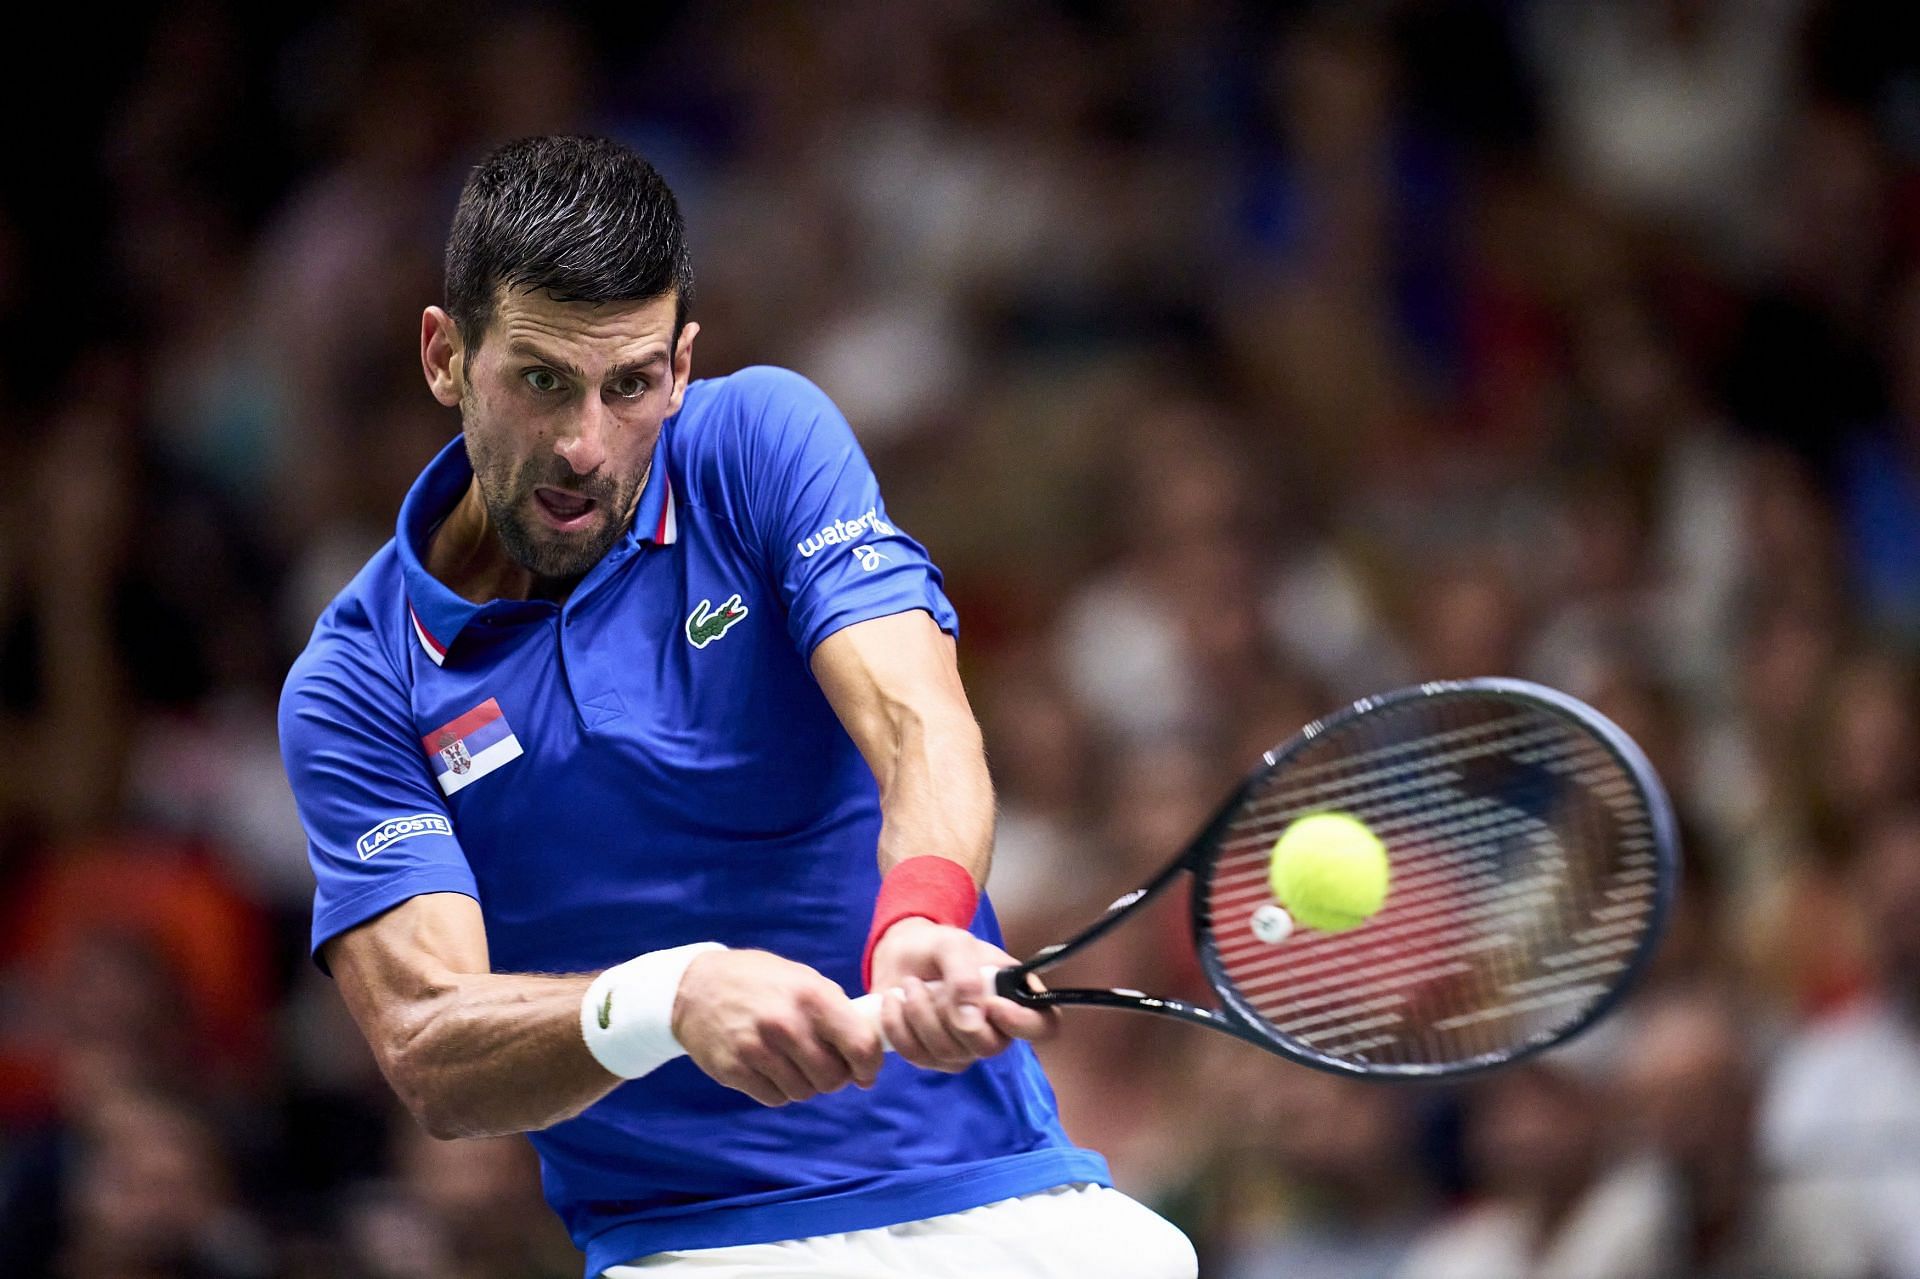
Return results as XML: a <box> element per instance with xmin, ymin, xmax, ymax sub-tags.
<box><xmin>850</xmin><ymin>965</ymin><xmax>1009</xmax><ymax>1054</ymax></box>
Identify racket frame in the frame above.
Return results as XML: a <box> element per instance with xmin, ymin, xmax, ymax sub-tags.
<box><xmin>996</xmin><ymin>677</ymin><xmax>1679</xmax><ymax>1081</ymax></box>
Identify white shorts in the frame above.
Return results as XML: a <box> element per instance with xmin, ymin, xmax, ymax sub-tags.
<box><xmin>602</xmin><ymin>1183</ymin><xmax>1198</xmax><ymax>1279</ymax></box>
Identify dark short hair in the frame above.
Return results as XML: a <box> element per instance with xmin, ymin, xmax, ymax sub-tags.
<box><xmin>444</xmin><ymin>135</ymin><xmax>694</xmax><ymax>351</ymax></box>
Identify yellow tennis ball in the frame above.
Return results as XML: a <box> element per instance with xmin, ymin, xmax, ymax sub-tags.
<box><xmin>1268</xmin><ymin>812</ymin><xmax>1390</xmax><ymax>933</ymax></box>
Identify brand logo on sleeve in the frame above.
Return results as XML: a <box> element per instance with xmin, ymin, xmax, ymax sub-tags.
<box><xmin>796</xmin><ymin>507</ymin><xmax>895</xmax><ymax>559</ymax></box>
<box><xmin>421</xmin><ymin>698</ymin><xmax>523</xmax><ymax>795</ymax></box>
<box><xmin>686</xmin><ymin>594</ymin><xmax>750</xmax><ymax>648</ymax></box>
<box><xmin>355</xmin><ymin>813</ymin><xmax>454</xmax><ymax>860</ymax></box>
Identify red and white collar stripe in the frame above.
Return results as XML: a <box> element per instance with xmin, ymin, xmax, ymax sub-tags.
<box><xmin>410</xmin><ymin>606</ymin><xmax>448</xmax><ymax>667</ymax></box>
<box><xmin>652</xmin><ymin>474</ymin><xmax>678</xmax><ymax>545</ymax></box>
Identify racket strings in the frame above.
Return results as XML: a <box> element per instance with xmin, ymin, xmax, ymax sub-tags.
<box><xmin>1203</xmin><ymin>693</ymin><xmax>1662</xmax><ymax>1072</ymax></box>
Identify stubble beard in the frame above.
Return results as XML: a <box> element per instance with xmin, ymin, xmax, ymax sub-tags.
<box><xmin>461</xmin><ymin>398</ymin><xmax>643</xmax><ymax>582</ymax></box>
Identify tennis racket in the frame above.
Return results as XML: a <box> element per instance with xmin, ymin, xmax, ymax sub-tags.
<box><xmin>857</xmin><ymin>677</ymin><xmax>1677</xmax><ymax>1080</ymax></box>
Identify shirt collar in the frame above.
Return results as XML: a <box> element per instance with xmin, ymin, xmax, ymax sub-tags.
<box><xmin>626</xmin><ymin>426</ymin><xmax>679</xmax><ymax>551</ymax></box>
<box><xmin>397</xmin><ymin>430</ymin><xmax>678</xmax><ymax>667</ymax></box>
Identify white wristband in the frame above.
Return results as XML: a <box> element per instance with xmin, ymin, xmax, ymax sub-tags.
<box><xmin>580</xmin><ymin>942</ymin><xmax>726</xmax><ymax>1080</ymax></box>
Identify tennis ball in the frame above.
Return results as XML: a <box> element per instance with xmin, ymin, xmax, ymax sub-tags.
<box><xmin>1268</xmin><ymin>812</ymin><xmax>1389</xmax><ymax>933</ymax></box>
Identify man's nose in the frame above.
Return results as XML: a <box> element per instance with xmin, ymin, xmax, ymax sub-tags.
<box><xmin>554</xmin><ymin>397</ymin><xmax>609</xmax><ymax>475</ymax></box>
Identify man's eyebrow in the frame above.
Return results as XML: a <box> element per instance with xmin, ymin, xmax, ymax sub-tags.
<box><xmin>507</xmin><ymin>341</ymin><xmax>584</xmax><ymax>378</ymax></box>
<box><xmin>506</xmin><ymin>342</ymin><xmax>668</xmax><ymax>381</ymax></box>
<box><xmin>606</xmin><ymin>351</ymin><xmax>670</xmax><ymax>381</ymax></box>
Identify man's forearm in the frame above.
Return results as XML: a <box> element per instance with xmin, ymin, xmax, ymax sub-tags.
<box><xmin>372</xmin><ymin>970</ymin><xmax>617</xmax><ymax>1139</ymax></box>
<box><xmin>872</xmin><ymin>701</ymin><xmax>995</xmax><ymax>882</ymax></box>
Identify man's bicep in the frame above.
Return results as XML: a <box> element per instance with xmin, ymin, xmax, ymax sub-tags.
<box><xmin>810</xmin><ymin>609</ymin><xmax>973</xmax><ymax>780</ymax></box>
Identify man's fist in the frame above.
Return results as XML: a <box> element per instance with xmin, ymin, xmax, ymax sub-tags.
<box><xmin>673</xmin><ymin>950</ymin><xmax>884</xmax><ymax>1106</ymax></box>
<box><xmin>867</xmin><ymin>918</ymin><xmax>1056</xmax><ymax>1072</ymax></box>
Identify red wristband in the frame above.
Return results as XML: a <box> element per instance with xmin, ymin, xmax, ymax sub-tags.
<box><xmin>861</xmin><ymin>856</ymin><xmax>980</xmax><ymax>990</ymax></box>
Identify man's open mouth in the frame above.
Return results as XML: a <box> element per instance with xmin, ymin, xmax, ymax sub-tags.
<box><xmin>533</xmin><ymin>486</ymin><xmax>599</xmax><ymax>529</ymax></box>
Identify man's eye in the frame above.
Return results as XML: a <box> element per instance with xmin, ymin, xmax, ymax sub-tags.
<box><xmin>610</xmin><ymin>376</ymin><xmax>646</xmax><ymax>399</ymax></box>
<box><xmin>524</xmin><ymin>369</ymin><xmax>562</xmax><ymax>393</ymax></box>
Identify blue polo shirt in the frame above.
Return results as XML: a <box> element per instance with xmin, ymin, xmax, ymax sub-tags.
<box><xmin>279</xmin><ymin>366</ymin><xmax>1107</xmax><ymax>1274</ymax></box>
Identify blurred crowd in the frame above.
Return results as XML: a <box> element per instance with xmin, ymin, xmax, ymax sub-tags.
<box><xmin>3</xmin><ymin>1</ymin><xmax>1919</xmax><ymax>1275</ymax></box>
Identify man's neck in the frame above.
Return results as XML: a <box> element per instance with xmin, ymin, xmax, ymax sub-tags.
<box><xmin>424</xmin><ymin>460</ymin><xmax>650</xmax><ymax>605</ymax></box>
<box><xmin>424</xmin><ymin>480</ymin><xmax>546</xmax><ymax>604</ymax></box>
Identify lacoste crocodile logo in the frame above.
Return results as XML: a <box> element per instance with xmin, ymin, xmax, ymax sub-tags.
<box><xmin>598</xmin><ymin>988</ymin><xmax>614</xmax><ymax>1030</ymax></box>
<box><xmin>686</xmin><ymin>594</ymin><xmax>750</xmax><ymax>649</ymax></box>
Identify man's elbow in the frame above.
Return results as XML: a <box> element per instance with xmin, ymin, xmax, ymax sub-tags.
<box><xmin>384</xmin><ymin>1067</ymin><xmax>453</xmax><ymax>1141</ymax></box>
<box><xmin>403</xmin><ymin>1090</ymin><xmax>576</xmax><ymax>1141</ymax></box>
<box><xmin>407</xmin><ymin>1096</ymin><xmax>469</xmax><ymax>1142</ymax></box>
<box><xmin>383</xmin><ymin>1040</ymin><xmax>573</xmax><ymax>1140</ymax></box>
<box><xmin>389</xmin><ymin>1066</ymin><xmax>498</xmax><ymax>1140</ymax></box>
<box><xmin>378</xmin><ymin>1012</ymin><xmax>473</xmax><ymax>1140</ymax></box>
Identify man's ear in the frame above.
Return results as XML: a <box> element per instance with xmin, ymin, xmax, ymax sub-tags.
<box><xmin>666</xmin><ymin>320</ymin><xmax>700</xmax><ymax>416</ymax></box>
<box><xmin>422</xmin><ymin>307</ymin><xmax>467</xmax><ymax>408</ymax></box>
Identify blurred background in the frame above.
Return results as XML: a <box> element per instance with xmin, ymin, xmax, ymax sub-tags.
<box><xmin>2</xmin><ymin>0</ymin><xmax>1918</xmax><ymax>1275</ymax></box>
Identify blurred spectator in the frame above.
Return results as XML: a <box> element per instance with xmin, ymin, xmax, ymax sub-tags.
<box><xmin>1178</xmin><ymin>1046</ymin><xmax>1428</xmax><ymax>1279</ymax></box>
<box><xmin>977</xmin><ymin>656</ymin><xmax>1099</xmax><ymax>949</ymax></box>
<box><xmin>58</xmin><ymin>1088</ymin><xmax>273</xmax><ymax>1279</ymax></box>
<box><xmin>1611</xmin><ymin>983</ymin><xmax>1875</xmax><ymax>1277</ymax></box>
<box><xmin>0</xmin><ymin>832</ymin><xmax>271</xmax><ymax>1122</ymax></box>
<box><xmin>1395</xmin><ymin>1060</ymin><xmax>1660</xmax><ymax>1279</ymax></box>
<box><xmin>1723</xmin><ymin>104</ymin><xmax>1893</xmax><ymax>472</ymax></box>
<box><xmin>1529</xmin><ymin>0</ymin><xmax>1806</xmax><ymax>268</ymax></box>
<box><xmin>1409</xmin><ymin>559</ymin><xmax>1526</xmax><ymax>680</ymax></box>
<box><xmin>1055</xmin><ymin>405</ymin><xmax>1253</xmax><ymax>744</ymax></box>
<box><xmin>1837</xmin><ymin>265</ymin><xmax>1920</xmax><ymax>639</ymax></box>
<box><xmin>1765</xmin><ymin>806</ymin><xmax>1920</xmax><ymax>1279</ymax></box>
<box><xmin>1806</xmin><ymin>650</ymin><xmax>1920</xmax><ymax>833</ymax></box>
<box><xmin>332</xmin><ymin>1118</ymin><xmax>575</xmax><ymax>1279</ymax></box>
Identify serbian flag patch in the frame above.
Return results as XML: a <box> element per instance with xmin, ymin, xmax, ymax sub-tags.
<box><xmin>422</xmin><ymin>698</ymin><xmax>523</xmax><ymax>795</ymax></box>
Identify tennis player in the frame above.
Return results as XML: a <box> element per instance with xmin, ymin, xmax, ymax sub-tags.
<box><xmin>279</xmin><ymin>136</ymin><xmax>1197</xmax><ymax>1278</ymax></box>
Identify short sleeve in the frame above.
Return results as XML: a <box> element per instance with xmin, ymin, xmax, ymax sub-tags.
<box><xmin>727</xmin><ymin>367</ymin><xmax>959</xmax><ymax>655</ymax></box>
<box><xmin>279</xmin><ymin>633</ymin><xmax>479</xmax><ymax>968</ymax></box>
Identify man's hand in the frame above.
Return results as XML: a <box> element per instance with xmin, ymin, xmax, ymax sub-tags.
<box><xmin>672</xmin><ymin>949</ymin><xmax>884</xmax><ymax>1107</ymax></box>
<box><xmin>868</xmin><ymin>918</ymin><xmax>1057</xmax><ymax>1072</ymax></box>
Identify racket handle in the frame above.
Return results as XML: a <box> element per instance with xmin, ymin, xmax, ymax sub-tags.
<box><xmin>849</xmin><ymin>965</ymin><xmax>1009</xmax><ymax>1054</ymax></box>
